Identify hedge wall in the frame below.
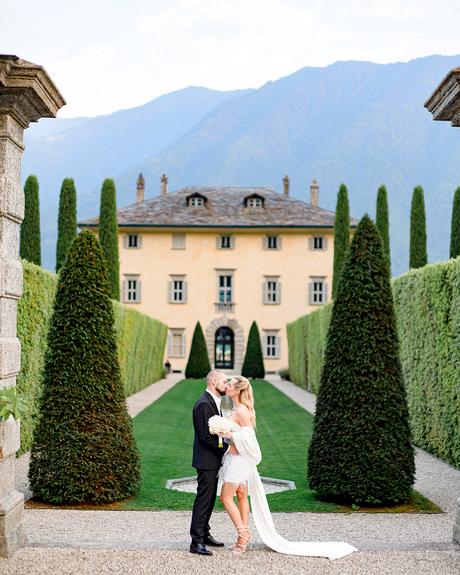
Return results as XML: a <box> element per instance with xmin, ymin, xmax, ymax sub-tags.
<box><xmin>16</xmin><ymin>260</ymin><xmax>167</xmax><ymax>455</ymax></box>
<box><xmin>287</xmin><ymin>258</ymin><xmax>460</xmax><ymax>468</ymax></box>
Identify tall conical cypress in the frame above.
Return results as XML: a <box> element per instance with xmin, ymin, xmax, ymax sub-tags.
<box><xmin>99</xmin><ymin>179</ymin><xmax>120</xmax><ymax>300</ymax></box>
<box><xmin>409</xmin><ymin>186</ymin><xmax>427</xmax><ymax>269</ymax></box>
<box><xmin>20</xmin><ymin>175</ymin><xmax>41</xmax><ymax>265</ymax></box>
<box><xmin>29</xmin><ymin>231</ymin><xmax>141</xmax><ymax>503</ymax></box>
<box><xmin>241</xmin><ymin>321</ymin><xmax>265</xmax><ymax>379</ymax></box>
<box><xmin>376</xmin><ymin>185</ymin><xmax>391</xmax><ymax>269</ymax></box>
<box><xmin>450</xmin><ymin>187</ymin><xmax>460</xmax><ymax>258</ymax></box>
<box><xmin>56</xmin><ymin>178</ymin><xmax>77</xmax><ymax>272</ymax></box>
<box><xmin>332</xmin><ymin>184</ymin><xmax>350</xmax><ymax>299</ymax></box>
<box><xmin>308</xmin><ymin>214</ymin><xmax>415</xmax><ymax>505</ymax></box>
<box><xmin>185</xmin><ymin>322</ymin><xmax>211</xmax><ymax>378</ymax></box>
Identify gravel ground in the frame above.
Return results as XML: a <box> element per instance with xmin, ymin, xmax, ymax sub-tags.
<box><xmin>1</xmin><ymin>547</ymin><xmax>459</xmax><ymax>575</ymax></box>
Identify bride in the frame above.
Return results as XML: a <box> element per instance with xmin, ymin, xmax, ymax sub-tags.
<box><xmin>218</xmin><ymin>375</ymin><xmax>357</xmax><ymax>559</ymax></box>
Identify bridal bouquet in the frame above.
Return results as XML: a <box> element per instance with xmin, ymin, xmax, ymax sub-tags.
<box><xmin>208</xmin><ymin>415</ymin><xmax>232</xmax><ymax>448</ymax></box>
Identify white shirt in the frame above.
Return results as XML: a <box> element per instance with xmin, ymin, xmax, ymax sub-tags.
<box><xmin>206</xmin><ymin>388</ymin><xmax>222</xmax><ymax>413</ymax></box>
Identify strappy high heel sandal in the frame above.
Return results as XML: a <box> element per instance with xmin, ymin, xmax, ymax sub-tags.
<box><xmin>232</xmin><ymin>526</ymin><xmax>252</xmax><ymax>554</ymax></box>
<box><xmin>229</xmin><ymin>525</ymin><xmax>248</xmax><ymax>550</ymax></box>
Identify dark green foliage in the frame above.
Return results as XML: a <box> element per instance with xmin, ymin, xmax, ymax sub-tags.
<box><xmin>17</xmin><ymin>260</ymin><xmax>167</xmax><ymax>456</ymax></box>
<box><xmin>99</xmin><ymin>179</ymin><xmax>120</xmax><ymax>300</ymax></box>
<box><xmin>409</xmin><ymin>186</ymin><xmax>427</xmax><ymax>269</ymax></box>
<box><xmin>241</xmin><ymin>321</ymin><xmax>265</xmax><ymax>379</ymax></box>
<box><xmin>450</xmin><ymin>187</ymin><xmax>460</xmax><ymax>258</ymax></box>
<box><xmin>185</xmin><ymin>322</ymin><xmax>211</xmax><ymax>378</ymax></box>
<box><xmin>20</xmin><ymin>175</ymin><xmax>41</xmax><ymax>265</ymax></box>
<box><xmin>376</xmin><ymin>185</ymin><xmax>391</xmax><ymax>269</ymax></box>
<box><xmin>29</xmin><ymin>231</ymin><xmax>141</xmax><ymax>503</ymax></box>
<box><xmin>308</xmin><ymin>214</ymin><xmax>415</xmax><ymax>505</ymax></box>
<box><xmin>332</xmin><ymin>184</ymin><xmax>350</xmax><ymax>298</ymax></box>
<box><xmin>56</xmin><ymin>178</ymin><xmax>77</xmax><ymax>272</ymax></box>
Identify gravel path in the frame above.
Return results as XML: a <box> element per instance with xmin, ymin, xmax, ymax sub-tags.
<box><xmin>7</xmin><ymin>373</ymin><xmax>460</xmax><ymax>574</ymax></box>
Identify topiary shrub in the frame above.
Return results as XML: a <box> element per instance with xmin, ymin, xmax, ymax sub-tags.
<box><xmin>450</xmin><ymin>186</ymin><xmax>460</xmax><ymax>259</ymax></box>
<box><xmin>20</xmin><ymin>175</ymin><xmax>41</xmax><ymax>265</ymax></box>
<box><xmin>99</xmin><ymin>178</ymin><xmax>120</xmax><ymax>300</ymax></box>
<box><xmin>56</xmin><ymin>177</ymin><xmax>77</xmax><ymax>272</ymax></box>
<box><xmin>376</xmin><ymin>184</ymin><xmax>391</xmax><ymax>270</ymax></box>
<box><xmin>409</xmin><ymin>185</ymin><xmax>427</xmax><ymax>269</ymax></box>
<box><xmin>332</xmin><ymin>183</ymin><xmax>350</xmax><ymax>299</ymax></box>
<box><xmin>29</xmin><ymin>230</ymin><xmax>141</xmax><ymax>503</ymax></box>
<box><xmin>308</xmin><ymin>214</ymin><xmax>415</xmax><ymax>505</ymax></box>
<box><xmin>241</xmin><ymin>321</ymin><xmax>265</xmax><ymax>379</ymax></box>
<box><xmin>185</xmin><ymin>322</ymin><xmax>211</xmax><ymax>378</ymax></box>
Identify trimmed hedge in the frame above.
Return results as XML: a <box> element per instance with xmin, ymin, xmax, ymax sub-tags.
<box><xmin>287</xmin><ymin>257</ymin><xmax>460</xmax><ymax>468</ymax></box>
<box><xmin>16</xmin><ymin>260</ymin><xmax>167</xmax><ymax>455</ymax></box>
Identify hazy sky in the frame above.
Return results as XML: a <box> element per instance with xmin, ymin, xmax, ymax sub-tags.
<box><xmin>3</xmin><ymin>0</ymin><xmax>459</xmax><ymax>118</ymax></box>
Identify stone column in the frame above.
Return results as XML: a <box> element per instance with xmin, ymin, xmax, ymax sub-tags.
<box><xmin>424</xmin><ymin>67</ymin><xmax>460</xmax><ymax>545</ymax></box>
<box><xmin>0</xmin><ymin>55</ymin><xmax>65</xmax><ymax>557</ymax></box>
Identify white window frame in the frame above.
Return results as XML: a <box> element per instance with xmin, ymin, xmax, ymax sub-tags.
<box><xmin>168</xmin><ymin>275</ymin><xmax>187</xmax><ymax>303</ymax></box>
<box><xmin>168</xmin><ymin>329</ymin><xmax>186</xmax><ymax>358</ymax></box>
<box><xmin>263</xmin><ymin>276</ymin><xmax>281</xmax><ymax>304</ymax></box>
<box><xmin>263</xmin><ymin>330</ymin><xmax>281</xmax><ymax>359</ymax></box>
<box><xmin>189</xmin><ymin>196</ymin><xmax>204</xmax><ymax>207</ymax></box>
<box><xmin>309</xmin><ymin>236</ymin><xmax>328</xmax><ymax>251</ymax></box>
<box><xmin>123</xmin><ymin>233</ymin><xmax>142</xmax><ymax>249</ymax></box>
<box><xmin>309</xmin><ymin>277</ymin><xmax>328</xmax><ymax>305</ymax></box>
<box><xmin>123</xmin><ymin>274</ymin><xmax>141</xmax><ymax>303</ymax></box>
<box><xmin>247</xmin><ymin>197</ymin><xmax>263</xmax><ymax>208</ymax></box>
<box><xmin>217</xmin><ymin>271</ymin><xmax>234</xmax><ymax>303</ymax></box>
<box><xmin>171</xmin><ymin>233</ymin><xmax>186</xmax><ymax>249</ymax></box>
<box><xmin>264</xmin><ymin>235</ymin><xmax>281</xmax><ymax>250</ymax></box>
<box><xmin>217</xmin><ymin>235</ymin><xmax>235</xmax><ymax>249</ymax></box>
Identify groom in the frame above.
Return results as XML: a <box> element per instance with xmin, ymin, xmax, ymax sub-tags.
<box><xmin>190</xmin><ymin>370</ymin><xmax>228</xmax><ymax>555</ymax></box>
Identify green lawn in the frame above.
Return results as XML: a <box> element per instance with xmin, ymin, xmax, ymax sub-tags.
<box><xmin>122</xmin><ymin>378</ymin><xmax>438</xmax><ymax>513</ymax></box>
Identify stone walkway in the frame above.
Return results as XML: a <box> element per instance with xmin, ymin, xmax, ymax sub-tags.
<box><xmin>5</xmin><ymin>373</ymin><xmax>460</xmax><ymax>574</ymax></box>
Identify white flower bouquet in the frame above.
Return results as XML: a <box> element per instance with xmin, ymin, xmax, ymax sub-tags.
<box><xmin>208</xmin><ymin>415</ymin><xmax>232</xmax><ymax>448</ymax></box>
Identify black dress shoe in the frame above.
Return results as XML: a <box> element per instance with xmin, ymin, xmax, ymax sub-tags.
<box><xmin>190</xmin><ymin>543</ymin><xmax>213</xmax><ymax>555</ymax></box>
<box><xmin>203</xmin><ymin>535</ymin><xmax>225</xmax><ymax>547</ymax></box>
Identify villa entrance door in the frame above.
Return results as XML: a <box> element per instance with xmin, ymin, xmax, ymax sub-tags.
<box><xmin>214</xmin><ymin>326</ymin><xmax>234</xmax><ymax>369</ymax></box>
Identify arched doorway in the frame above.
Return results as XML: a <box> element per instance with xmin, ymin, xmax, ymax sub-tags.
<box><xmin>215</xmin><ymin>326</ymin><xmax>234</xmax><ymax>369</ymax></box>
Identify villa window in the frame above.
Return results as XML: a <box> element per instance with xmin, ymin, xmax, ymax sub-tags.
<box><xmin>263</xmin><ymin>331</ymin><xmax>280</xmax><ymax>359</ymax></box>
<box><xmin>123</xmin><ymin>233</ymin><xmax>142</xmax><ymax>249</ymax></box>
<box><xmin>263</xmin><ymin>276</ymin><xmax>281</xmax><ymax>304</ymax></box>
<box><xmin>247</xmin><ymin>197</ymin><xmax>263</xmax><ymax>208</ymax></box>
<box><xmin>168</xmin><ymin>329</ymin><xmax>186</xmax><ymax>357</ymax></box>
<box><xmin>172</xmin><ymin>233</ymin><xmax>186</xmax><ymax>249</ymax></box>
<box><xmin>217</xmin><ymin>235</ymin><xmax>235</xmax><ymax>249</ymax></box>
<box><xmin>309</xmin><ymin>277</ymin><xmax>328</xmax><ymax>305</ymax></box>
<box><xmin>189</xmin><ymin>196</ymin><xmax>205</xmax><ymax>207</ymax></box>
<box><xmin>264</xmin><ymin>235</ymin><xmax>281</xmax><ymax>250</ymax></box>
<box><xmin>169</xmin><ymin>275</ymin><xmax>187</xmax><ymax>303</ymax></box>
<box><xmin>309</xmin><ymin>236</ymin><xmax>328</xmax><ymax>251</ymax></box>
<box><xmin>218</xmin><ymin>274</ymin><xmax>233</xmax><ymax>303</ymax></box>
<box><xmin>122</xmin><ymin>275</ymin><xmax>141</xmax><ymax>303</ymax></box>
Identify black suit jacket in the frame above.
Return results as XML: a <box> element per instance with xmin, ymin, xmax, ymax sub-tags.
<box><xmin>192</xmin><ymin>391</ymin><xmax>226</xmax><ymax>470</ymax></box>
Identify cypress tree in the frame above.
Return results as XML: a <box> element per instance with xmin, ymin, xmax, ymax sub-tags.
<box><xmin>332</xmin><ymin>184</ymin><xmax>350</xmax><ymax>299</ymax></box>
<box><xmin>450</xmin><ymin>187</ymin><xmax>460</xmax><ymax>258</ymax></box>
<box><xmin>241</xmin><ymin>321</ymin><xmax>265</xmax><ymax>379</ymax></box>
<box><xmin>409</xmin><ymin>186</ymin><xmax>427</xmax><ymax>269</ymax></box>
<box><xmin>185</xmin><ymin>322</ymin><xmax>211</xmax><ymax>379</ymax></box>
<box><xmin>56</xmin><ymin>178</ymin><xmax>77</xmax><ymax>272</ymax></box>
<box><xmin>20</xmin><ymin>175</ymin><xmax>41</xmax><ymax>265</ymax></box>
<box><xmin>29</xmin><ymin>230</ymin><xmax>141</xmax><ymax>503</ymax></box>
<box><xmin>308</xmin><ymin>214</ymin><xmax>415</xmax><ymax>505</ymax></box>
<box><xmin>99</xmin><ymin>179</ymin><xmax>120</xmax><ymax>300</ymax></box>
<box><xmin>376</xmin><ymin>185</ymin><xmax>391</xmax><ymax>269</ymax></box>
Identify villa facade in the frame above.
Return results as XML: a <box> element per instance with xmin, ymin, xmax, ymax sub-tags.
<box><xmin>81</xmin><ymin>175</ymin><xmax>347</xmax><ymax>373</ymax></box>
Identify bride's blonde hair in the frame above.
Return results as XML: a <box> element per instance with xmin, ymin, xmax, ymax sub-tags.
<box><xmin>233</xmin><ymin>376</ymin><xmax>256</xmax><ymax>428</ymax></box>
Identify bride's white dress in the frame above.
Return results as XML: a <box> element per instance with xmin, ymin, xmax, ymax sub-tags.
<box><xmin>223</xmin><ymin>421</ymin><xmax>357</xmax><ymax>560</ymax></box>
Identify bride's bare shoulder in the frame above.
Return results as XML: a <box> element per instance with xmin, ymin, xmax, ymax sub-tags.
<box><xmin>235</xmin><ymin>404</ymin><xmax>251</xmax><ymax>426</ymax></box>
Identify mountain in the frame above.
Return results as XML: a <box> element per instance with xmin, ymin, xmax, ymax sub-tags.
<box><xmin>23</xmin><ymin>86</ymin><xmax>252</xmax><ymax>269</ymax></box>
<box><xmin>23</xmin><ymin>56</ymin><xmax>460</xmax><ymax>275</ymax></box>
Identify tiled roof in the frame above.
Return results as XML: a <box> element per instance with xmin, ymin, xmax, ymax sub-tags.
<box><xmin>79</xmin><ymin>186</ymin><xmax>358</xmax><ymax>228</ymax></box>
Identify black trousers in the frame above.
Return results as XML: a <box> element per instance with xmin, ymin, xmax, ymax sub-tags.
<box><xmin>190</xmin><ymin>468</ymin><xmax>219</xmax><ymax>545</ymax></box>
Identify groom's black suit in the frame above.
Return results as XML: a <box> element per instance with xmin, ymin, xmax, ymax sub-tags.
<box><xmin>190</xmin><ymin>391</ymin><xmax>226</xmax><ymax>546</ymax></box>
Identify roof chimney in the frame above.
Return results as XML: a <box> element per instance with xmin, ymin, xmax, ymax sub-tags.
<box><xmin>283</xmin><ymin>174</ymin><xmax>290</xmax><ymax>196</ymax></box>
<box><xmin>310</xmin><ymin>178</ymin><xmax>319</xmax><ymax>207</ymax></box>
<box><xmin>136</xmin><ymin>173</ymin><xmax>145</xmax><ymax>203</ymax></box>
<box><xmin>161</xmin><ymin>173</ymin><xmax>168</xmax><ymax>196</ymax></box>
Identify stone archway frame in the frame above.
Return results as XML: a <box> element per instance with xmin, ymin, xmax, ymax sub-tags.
<box><xmin>205</xmin><ymin>317</ymin><xmax>244</xmax><ymax>372</ymax></box>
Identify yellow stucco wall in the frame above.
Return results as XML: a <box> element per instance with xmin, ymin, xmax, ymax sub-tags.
<box><xmin>113</xmin><ymin>226</ymin><xmax>334</xmax><ymax>374</ymax></box>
